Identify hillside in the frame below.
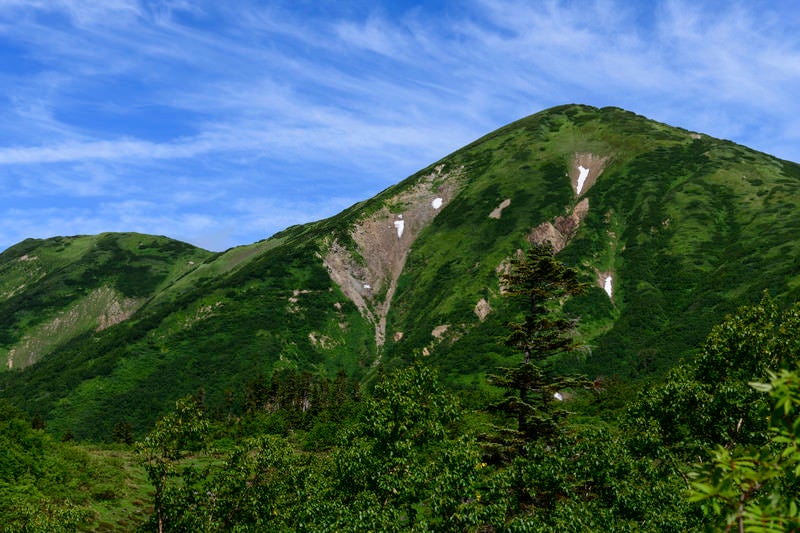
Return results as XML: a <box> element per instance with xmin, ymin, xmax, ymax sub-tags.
<box><xmin>2</xmin><ymin>104</ymin><xmax>800</xmax><ymax>440</ymax></box>
<box><xmin>0</xmin><ymin>233</ymin><xmax>212</xmax><ymax>371</ymax></box>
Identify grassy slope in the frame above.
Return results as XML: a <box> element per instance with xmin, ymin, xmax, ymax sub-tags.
<box><xmin>2</xmin><ymin>104</ymin><xmax>800</xmax><ymax>438</ymax></box>
<box><xmin>0</xmin><ymin>234</ymin><xmax>211</xmax><ymax>369</ymax></box>
<box><xmin>383</xmin><ymin>105</ymin><xmax>800</xmax><ymax>383</ymax></box>
<box><xmin>1</xmin><ymin>227</ymin><xmax>376</xmax><ymax>440</ymax></box>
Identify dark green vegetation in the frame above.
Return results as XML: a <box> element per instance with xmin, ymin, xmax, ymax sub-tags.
<box><xmin>3</xmin><ymin>104</ymin><xmax>800</xmax><ymax>529</ymax></box>
<box><xmin>0</xmin><ymin>399</ymin><xmax>151</xmax><ymax>531</ymax></box>
<box><xmin>5</xmin><ymin>286</ymin><xmax>800</xmax><ymax>530</ymax></box>
<box><xmin>4</xmin><ymin>105</ymin><xmax>800</xmax><ymax>440</ymax></box>
<box><xmin>487</xmin><ymin>242</ymin><xmax>589</xmax><ymax>455</ymax></box>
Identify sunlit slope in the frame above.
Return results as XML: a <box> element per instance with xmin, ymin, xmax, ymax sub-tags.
<box><xmin>3</xmin><ymin>104</ymin><xmax>800</xmax><ymax>439</ymax></box>
<box><xmin>0</xmin><ymin>233</ymin><xmax>211</xmax><ymax>371</ymax></box>
<box><xmin>0</xmin><ymin>228</ymin><xmax>377</xmax><ymax>439</ymax></box>
<box><xmin>383</xmin><ymin>105</ymin><xmax>800</xmax><ymax>379</ymax></box>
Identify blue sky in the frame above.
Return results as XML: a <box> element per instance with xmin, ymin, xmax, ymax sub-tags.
<box><xmin>0</xmin><ymin>0</ymin><xmax>798</xmax><ymax>252</ymax></box>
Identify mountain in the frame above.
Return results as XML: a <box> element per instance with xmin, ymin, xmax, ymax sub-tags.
<box><xmin>3</xmin><ymin>104</ymin><xmax>800</xmax><ymax>440</ymax></box>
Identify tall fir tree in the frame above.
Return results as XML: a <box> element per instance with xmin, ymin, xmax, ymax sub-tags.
<box><xmin>488</xmin><ymin>242</ymin><xmax>589</xmax><ymax>451</ymax></box>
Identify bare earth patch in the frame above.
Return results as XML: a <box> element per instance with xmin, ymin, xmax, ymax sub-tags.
<box><xmin>570</xmin><ymin>153</ymin><xmax>609</xmax><ymax>196</ymax></box>
<box><xmin>528</xmin><ymin>198</ymin><xmax>590</xmax><ymax>252</ymax></box>
<box><xmin>489</xmin><ymin>198</ymin><xmax>511</xmax><ymax>219</ymax></box>
<box><xmin>6</xmin><ymin>286</ymin><xmax>142</xmax><ymax>370</ymax></box>
<box><xmin>323</xmin><ymin>164</ymin><xmax>464</xmax><ymax>351</ymax></box>
<box><xmin>474</xmin><ymin>298</ymin><xmax>492</xmax><ymax>321</ymax></box>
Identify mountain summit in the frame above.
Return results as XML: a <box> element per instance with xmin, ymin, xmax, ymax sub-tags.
<box><xmin>3</xmin><ymin>104</ymin><xmax>800</xmax><ymax>438</ymax></box>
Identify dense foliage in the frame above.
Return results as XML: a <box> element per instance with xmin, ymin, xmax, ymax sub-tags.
<box><xmin>5</xmin><ymin>105</ymin><xmax>800</xmax><ymax>441</ymax></box>
<box><xmin>5</xmin><ymin>105</ymin><xmax>800</xmax><ymax>530</ymax></box>
<box><xmin>4</xmin><ymin>294</ymin><xmax>800</xmax><ymax>530</ymax></box>
<box><xmin>0</xmin><ymin>399</ymin><xmax>147</xmax><ymax>532</ymax></box>
<box><xmin>690</xmin><ymin>368</ymin><xmax>800</xmax><ymax>531</ymax></box>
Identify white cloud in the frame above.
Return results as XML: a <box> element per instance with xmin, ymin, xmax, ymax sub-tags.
<box><xmin>334</xmin><ymin>15</ymin><xmax>414</xmax><ymax>59</ymax></box>
<box><xmin>0</xmin><ymin>0</ymin><xmax>798</xmax><ymax>253</ymax></box>
<box><xmin>0</xmin><ymin>0</ymin><xmax>142</xmax><ymax>24</ymax></box>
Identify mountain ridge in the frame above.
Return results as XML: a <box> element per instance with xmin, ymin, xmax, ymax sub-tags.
<box><xmin>3</xmin><ymin>103</ymin><xmax>800</xmax><ymax>439</ymax></box>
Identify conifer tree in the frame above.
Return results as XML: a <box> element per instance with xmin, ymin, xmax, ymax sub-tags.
<box><xmin>489</xmin><ymin>242</ymin><xmax>589</xmax><ymax>449</ymax></box>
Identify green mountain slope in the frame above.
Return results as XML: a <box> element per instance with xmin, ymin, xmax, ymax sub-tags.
<box><xmin>2</xmin><ymin>104</ymin><xmax>800</xmax><ymax>439</ymax></box>
<box><xmin>0</xmin><ymin>233</ymin><xmax>211</xmax><ymax>371</ymax></box>
<box><xmin>385</xmin><ymin>105</ymin><xmax>800</xmax><ymax>379</ymax></box>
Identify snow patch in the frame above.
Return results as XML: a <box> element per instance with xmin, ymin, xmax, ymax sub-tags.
<box><xmin>576</xmin><ymin>165</ymin><xmax>590</xmax><ymax>195</ymax></box>
<box><xmin>432</xmin><ymin>197</ymin><xmax>443</xmax><ymax>209</ymax></box>
<box><xmin>604</xmin><ymin>276</ymin><xmax>613</xmax><ymax>298</ymax></box>
<box><xmin>571</xmin><ymin>153</ymin><xmax>608</xmax><ymax>195</ymax></box>
<box><xmin>393</xmin><ymin>219</ymin><xmax>405</xmax><ymax>238</ymax></box>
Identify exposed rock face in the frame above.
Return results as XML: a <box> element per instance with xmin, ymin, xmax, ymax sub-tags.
<box><xmin>528</xmin><ymin>198</ymin><xmax>590</xmax><ymax>252</ymax></box>
<box><xmin>431</xmin><ymin>324</ymin><xmax>449</xmax><ymax>338</ymax></box>
<box><xmin>323</xmin><ymin>164</ymin><xmax>464</xmax><ymax>351</ymax></box>
<box><xmin>474</xmin><ymin>298</ymin><xmax>492</xmax><ymax>321</ymax></box>
<box><xmin>95</xmin><ymin>288</ymin><xmax>140</xmax><ymax>331</ymax></box>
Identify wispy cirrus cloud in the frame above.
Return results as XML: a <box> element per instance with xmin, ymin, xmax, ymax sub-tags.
<box><xmin>0</xmin><ymin>0</ymin><xmax>798</xmax><ymax>252</ymax></box>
